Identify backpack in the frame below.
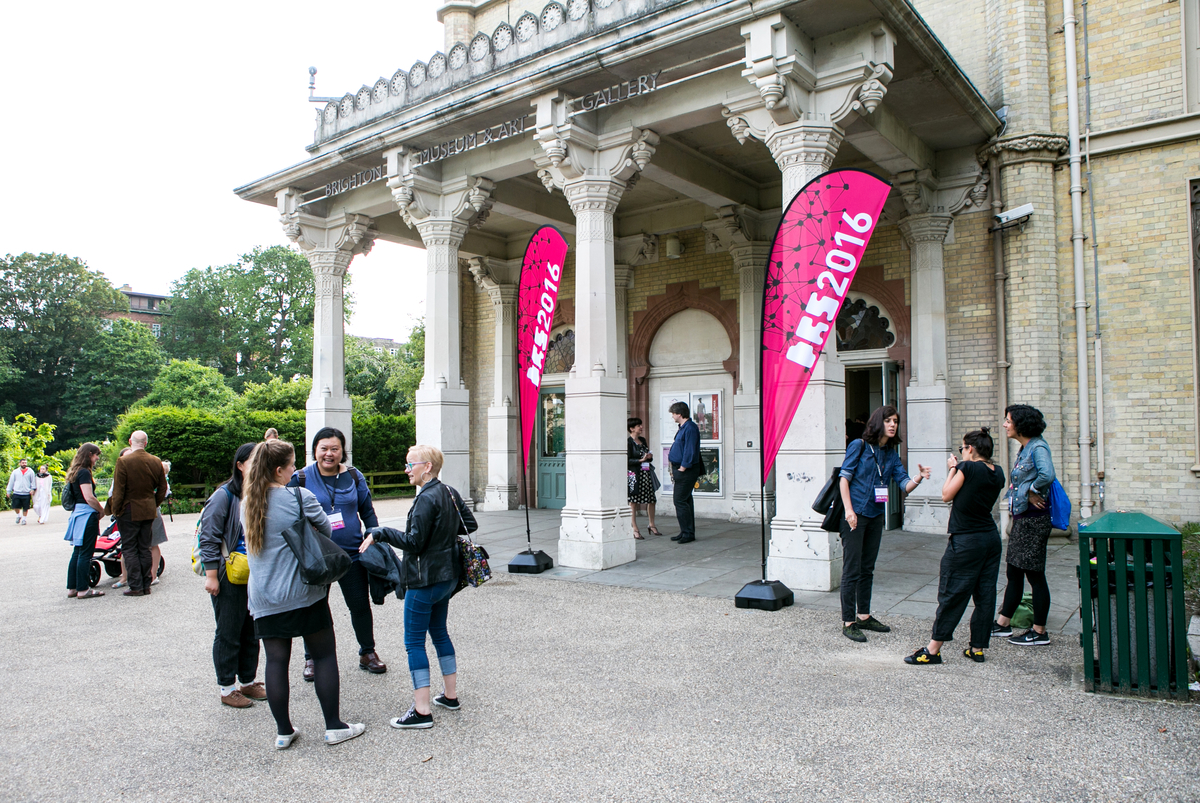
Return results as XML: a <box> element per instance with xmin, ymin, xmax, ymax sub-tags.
<box><xmin>60</xmin><ymin>480</ymin><xmax>77</xmax><ymax>512</ymax></box>
<box><xmin>191</xmin><ymin>487</ymin><xmax>234</xmax><ymax>577</ymax></box>
<box><xmin>1049</xmin><ymin>479</ymin><xmax>1071</xmax><ymax>531</ymax></box>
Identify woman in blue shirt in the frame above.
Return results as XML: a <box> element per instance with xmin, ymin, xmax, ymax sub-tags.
<box><xmin>288</xmin><ymin>427</ymin><xmax>383</xmax><ymax>678</ymax></box>
<box><xmin>837</xmin><ymin>405</ymin><xmax>930</xmax><ymax>642</ymax></box>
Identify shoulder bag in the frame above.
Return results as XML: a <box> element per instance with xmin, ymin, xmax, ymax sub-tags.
<box><xmin>279</xmin><ymin>487</ymin><xmax>351</xmax><ymax>586</ymax></box>
<box><xmin>447</xmin><ymin>486</ymin><xmax>490</xmax><ymax>592</ymax></box>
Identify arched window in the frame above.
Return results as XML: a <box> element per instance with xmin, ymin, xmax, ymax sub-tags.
<box><xmin>836</xmin><ymin>298</ymin><xmax>894</xmax><ymax>351</ymax></box>
<box><xmin>543</xmin><ymin>329</ymin><xmax>574</xmax><ymax>374</ymax></box>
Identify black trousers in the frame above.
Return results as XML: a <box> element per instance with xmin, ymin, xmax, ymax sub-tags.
<box><xmin>839</xmin><ymin>513</ymin><xmax>885</xmax><ymax>622</ymax></box>
<box><xmin>66</xmin><ymin>512</ymin><xmax>99</xmax><ymax>592</ymax></box>
<box><xmin>305</xmin><ymin>560</ymin><xmax>375</xmax><ymax>659</ymax></box>
<box><xmin>998</xmin><ymin>563</ymin><xmax>1052</xmax><ymax>628</ymax></box>
<box><xmin>211</xmin><ymin>573</ymin><xmax>259</xmax><ymax>686</ymax></box>
<box><xmin>672</xmin><ymin>465</ymin><xmax>703</xmax><ymax>539</ymax></box>
<box><xmin>931</xmin><ymin>529</ymin><xmax>1003</xmax><ymax>648</ymax></box>
<box><xmin>118</xmin><ymin>514</ymin><xmax>155</xmax><ymax>592</ymax></box>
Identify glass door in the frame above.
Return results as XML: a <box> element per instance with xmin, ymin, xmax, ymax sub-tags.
<box><xmin>882</xmin><ymin>361</ymin><xmax>903</xmax><ymax>530</ymax></box>
<box><xmin>536</xmin><ymin>388</ymin><xmax>566</xmax><ymax>509</ymax></box>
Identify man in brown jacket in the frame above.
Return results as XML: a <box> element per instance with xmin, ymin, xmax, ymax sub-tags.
<box><xmin>108</xmin><ymin>430</ymin><xmax>167</xmax><ymax>596</ymax></box>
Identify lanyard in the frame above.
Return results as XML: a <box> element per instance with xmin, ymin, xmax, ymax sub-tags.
<box><xmin>869</xmin><ymin>446</ymin><xmax>884</xmax><ymax>480</ymax></box>
<box><xmin>315</xmin><ymin>471</ymin><xmax>340</xmax><ymax>513</ymax></box>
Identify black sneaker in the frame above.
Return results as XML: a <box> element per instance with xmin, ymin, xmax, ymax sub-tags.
<box><xmin>904</xmin><ymin>647</ymin><xmax>942</xmax><ymax>665</ymax></box>
<box><xmin>1009</xmin><ymin>629</ymin><xmax>1050</xmax><ymax>646</ymax></box>
<box><xmin>856</xmin><ymin>615</ymin><xmax>891</xmax><ymax>633</ymax></box>
<box><xmin>390</xmin><ymin>706</ymin><xmax>434</xmax><ymax>729</ymax></box>
<box><xmin>842</xmin><ymin>624</ymin><xmax>867</xmax><ymax>643</ymax></box>
<box><xmin>962</xmin><ymin>647</ymin><xmax>986</xmax><ymax>663</ymax></box>
<box><xmin>433</xmin><ymin>694</ymin><xmax>460</xmax><ymax>711</ymax></box>
<box><xmin>991</xmin><ymin>621</ymin><xmax>1013</xmax><ymax>638</ymax></box>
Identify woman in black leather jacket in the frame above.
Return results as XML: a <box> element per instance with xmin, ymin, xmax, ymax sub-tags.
<box><xmin>360</xmin><ymin>444</ymin><xmax>477</xmax><ymax>730</ymax></box>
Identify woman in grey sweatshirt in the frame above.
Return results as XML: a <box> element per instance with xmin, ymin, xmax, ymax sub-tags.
<box><xmin>241</xmin><ymin>439</ymin><xmax>365</xmax><ymax>750</ymax></box>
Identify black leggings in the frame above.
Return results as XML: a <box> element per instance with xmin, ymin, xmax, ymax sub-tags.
<box><xmin>998</xmin><ymin>563</ymin><xmax>1051</xmax><ymax>629</ymax></box>
<box><xmin>261</xmin><ymin>627</ymin><xmax>346</xmax><ymax>735</ymax></box>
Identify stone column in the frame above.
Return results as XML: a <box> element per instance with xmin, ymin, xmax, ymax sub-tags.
<box><xmin>469</xmin><ymin>258</ymin><xmax>522</xmax><ymax>511</ymax></box>
<box><xmin>613</xmin><ymin>263</ymin><xmax>632</xmax><ymax>382</ymax></box>
<box><xmin>530</xmin><ymin>98</ymin><xmax>658</xmax><ymax>569</ymax></box>
<box><xmin>899</xmin><ymin>212</ymin><xmax>954</xmax><ymax>532</ymax></box>
<box><xmin>388</xmin><ymin>163</ymin><xmax>495</xmax><ymax>498</ymax></box>
<box><xmin>278</xmin><ymin>190</ymin><xmax>373</xmax><ymax>466</ymax></box>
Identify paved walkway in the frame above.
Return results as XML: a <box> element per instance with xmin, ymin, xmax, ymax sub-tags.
<box><xmin>377</xmin><ymin>506</ymin><xmax>1084</xmax><ymax>636</ymax></box>
<box><xmin>2</xmin><ymin>505</ymin><xmax>1195</xmax><ymax>803</ymax></box>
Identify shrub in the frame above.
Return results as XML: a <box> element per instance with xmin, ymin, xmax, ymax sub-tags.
<box><xmin>1181</xmin><ymin>521</ymin><xmax>1200</xmax><ymax>616</ymax></box>
<box><xmin>352</xmin><ymin>413</ymin><xmax>415</xmax><ymax>474</ymax></box>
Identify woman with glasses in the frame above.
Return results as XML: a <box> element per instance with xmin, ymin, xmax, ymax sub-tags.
<box><xmin>288</xmin><ymin>427</ymin><xmax>385</xmax><ymax>680</ymax></box>
<box><xmin>906</xmin><ymin>427</ymin><xmax>1006</xmax><ymax>665</ymax></box>
<box><xmin>360</xmin><ymin>445</ymin><xmax>477</xmax><ymax>730</ymax></box>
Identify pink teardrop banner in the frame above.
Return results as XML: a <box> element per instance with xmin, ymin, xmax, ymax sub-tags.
<box><xmin>516</xmin><ymin>226</ymin><xmax>570</xmax><ymax>474</ymax></box>
<box><xmin>760</xmin><ymin>169</ymin><xmax>892</xmax><ymax>479</ymax></box>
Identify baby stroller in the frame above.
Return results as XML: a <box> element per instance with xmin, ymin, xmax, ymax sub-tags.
<box><xmin>88</xmin><ymin>518</ymin><xmax>165</xmax><ymax>588</ymax></box>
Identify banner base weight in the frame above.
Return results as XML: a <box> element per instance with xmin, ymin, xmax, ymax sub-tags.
<box><xmin>508</xmin><ymin>550</ymin><xmax>554</xmax><ymax>574</ymax></box>
<box><xmin>734</xmin><ymin>580</ymin><xmax>794</xmax><ymax>611</ymax></box>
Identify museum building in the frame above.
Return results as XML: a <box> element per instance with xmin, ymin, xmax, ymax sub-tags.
<box><xmin>237</xmin><ymin>0</ymin><xmax>1200</xmax><ymax>590</ymax></box>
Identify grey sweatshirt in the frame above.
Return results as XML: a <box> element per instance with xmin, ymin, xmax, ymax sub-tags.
<box><xmin>244</xmin><ymin>486</ymin><xmax>331</xmax><ymax>619</ymax></box>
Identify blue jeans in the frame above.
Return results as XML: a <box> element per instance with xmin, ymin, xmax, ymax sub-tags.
<box><xmin>403</xmin><ymin>578</ymin><xmax>457</xmax><ymax>690</ymax></box>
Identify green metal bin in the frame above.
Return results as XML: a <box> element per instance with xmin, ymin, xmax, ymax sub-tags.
<box><xmin>1077</xmin><ymin>511</ymin><xmax>1189</xmax><ymax>700</ymax></box>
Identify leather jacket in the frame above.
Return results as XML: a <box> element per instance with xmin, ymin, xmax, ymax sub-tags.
<box><xmin>368</xmin><ymin>478</ymin><xmax>477</xmax><ymax>591</ymax></box>
<box><xmin>628</xmin><ymin>436</ymin><xmax>651</xmax><ymax>470</ymax></box>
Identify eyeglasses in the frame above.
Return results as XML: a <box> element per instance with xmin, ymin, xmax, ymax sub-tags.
<box><xmin>405</xmin><ymin>461</ymin><xmax>430</xmax><ymax>469</ymax></box>
<box><xmin>957</xmin><ymin>446</ymin><xmax>964</xmax><ymax>453</ymax></box>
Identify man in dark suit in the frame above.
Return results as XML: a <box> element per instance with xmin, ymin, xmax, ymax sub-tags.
<box><xmin>667</xmin><ymin>402</ymin><xmax>704</xmax><ymax>544</ymax></box>
<box><xmin>108</xmin><ymin>430</ymin><xmax>167</xmax><ymax>596</ymax></box>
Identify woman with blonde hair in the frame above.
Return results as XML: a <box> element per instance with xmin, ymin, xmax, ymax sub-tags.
<box><xmin>63</xmin><ymin>444</ymin><xmax>106</xmax><ymax>599</ymax></box>
<box><xmin>360</xmin><ymin>444</ymin><xmax>477</xmax><ymax>730</ymax></box>
<box><xmin>242</xmin><ymin>439</ymin><xmax>364</xmax><ymax>749</ymax></box>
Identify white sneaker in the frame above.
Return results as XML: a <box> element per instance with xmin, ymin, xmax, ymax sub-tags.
<box><xmin>151</xmin><ymin>578</ymin><xmax>160</xmax><ymax>586</ymax></box>
<box><xmin>19</xmin><ymin>517</ymin><xmax>26</xmax><ymax>525</ymax></box>
<box><xmin>324</xmin><ymin>722</ymin><xmax>366</xmax><ymax>745</ymax></box>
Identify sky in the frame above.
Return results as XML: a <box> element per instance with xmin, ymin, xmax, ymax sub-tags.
<box><xmin>0</xmin><ymin>0</ymin><xmax>448</xmax><ymax>342</ymax></box>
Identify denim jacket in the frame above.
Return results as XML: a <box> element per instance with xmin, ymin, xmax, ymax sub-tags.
<box><xmin>1006</xmin><ymin>436</ymin><xmax>1055</xmax><ymax>516</ymax></box>
<box><xmin>839</xmin><ymin>439</ymin><xmax>910</xmax><ymax>518</ymax></box>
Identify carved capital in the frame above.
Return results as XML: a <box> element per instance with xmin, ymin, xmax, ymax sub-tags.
<box><xmin>530</xmin><ymin>105</ymin><xmax>659</xmax><ymax>196</ymax></box>
<box><xmin>615</xmin><ymin>233</ymin><xmax>659</xmax><ymax>266</ymax></box>
<box><xmin>977</xmin><ymin>134</ymin><xmax>1069</xmax><ymax>167</ymax></box>
<box><xmin>703</xmin><ymin>205</ymin><xmax>772</xmax><ymax>253</ymax></box>
<box><xmin>763</xmin><ymin>123</ymin><xmax>844</xmax><ymax>174</ymax></box>
<box><xmin>277</xmin><ymin>190</ymin><xmax>375</xmax><ymax>260</ymax></box>
<box><xmin>899</xmin><ymin>213</ymin><xmax>953</xmax><ymax>247</ymax></box>
<box><xmin>386</xmin><ymin>157</ymin><xmax>495</xmax><ymax>230</ymax></box>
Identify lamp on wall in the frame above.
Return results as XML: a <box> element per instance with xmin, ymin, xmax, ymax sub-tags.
<box><xmin>663</xmin><ymin>235</ymin><xmax>683</xmax><ymax>259</ymax></box>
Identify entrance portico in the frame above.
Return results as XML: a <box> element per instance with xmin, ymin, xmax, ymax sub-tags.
<box><xmin>235</xmin><ymin>0</ymin><xmax>1001</xmax><ymax>587</ymax></box>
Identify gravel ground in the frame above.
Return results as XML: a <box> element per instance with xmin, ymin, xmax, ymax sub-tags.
<box><xmin>2</xmin><ymin>508</ymin><xmax>1197</xmax><ymax>803</ymax></box>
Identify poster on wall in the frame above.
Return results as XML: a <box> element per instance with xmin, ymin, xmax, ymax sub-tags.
<box><xmin>696</xmin><ymin>446</ymin><xmax>721</xmax><ymax>495</ymax></box>
<box><xmin>660</xmin><ymin>447</ymin><xmax>674</xmax><ymax>493</ymax></box>
<box><xmin>659</xmin><ymin>392</ymin><xmax>688</xmax><ymax>445</ymax></box>
<box><xmin>690</xmin><ymin>392</ymin><xmax>720</xmax><ymax>441</ymax></box>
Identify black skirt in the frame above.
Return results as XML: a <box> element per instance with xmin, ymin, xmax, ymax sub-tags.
<box><xmin>253</xmin><ymin>594</ymin><xmax>332</xmax><ymax>640</ymax></box>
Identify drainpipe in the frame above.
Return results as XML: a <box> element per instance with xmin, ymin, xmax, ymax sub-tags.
<box><xmin>1082</xmin><ymin>0</ymin><xmax>1105</xmax><ymax>507</ymax></box>
<box><xmin>989</xmin><ymin>153</ymin><xmax>1011</xmax><ymax>535</ymax></box>
<box><xmin>1062</xmin><ymin>0</ymin><xmax>1094</xmax><ymax>519</ymax></box>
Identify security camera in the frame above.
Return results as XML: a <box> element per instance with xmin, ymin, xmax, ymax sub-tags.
<box><xmin>994</xmin><ymin>203</ymin><xmax>1034</xmax><ymax>225</ymax></box>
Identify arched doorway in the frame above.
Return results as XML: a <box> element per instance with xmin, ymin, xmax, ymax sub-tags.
<box><xmin>536</xmin><ymin>328</ymin><xmax>573</xmax><ymax>509</ymax></box>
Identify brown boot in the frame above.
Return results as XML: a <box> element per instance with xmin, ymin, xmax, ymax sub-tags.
<box><xmin>221</xmin><ymin>689</ymin><xmax>253</xmax><ymax>708</ymax></box>
<box><xmin>359</xmin><ymin>651</ymin><xmax>387</xmax><ymax>674</ymax></box>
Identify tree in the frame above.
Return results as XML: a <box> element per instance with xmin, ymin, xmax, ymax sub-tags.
<box><xmin>133</xmin><ymin>359</ymin><xmax>237</xmax><ymax>411</ymax></box>
<box><xmin>0</xmin><ymin>413</ymin><xmax>63</xmax><ymax>481</ymax></box>
<box><xmin>0</xmin><ymin>253</ymin><xmax>127</xmax><ymax>428</ymax></box>
<box><xmin>60</xmin><ymin>319</ymin><xmax>165</xmax><ymax>443</ymax></box>
<box><xmin>384</xmin><ymin>319</ymin><xmax>425</xmax><ymax>415</ymax></box>
<box><xmin>345</xmin><ymin>338</ymin><xmax>408</xmax><ymax>416</ymax></box>
<box><xmin>240</xmin><ymin>375</ymin><xmax>312</xmax><ymax>412</ymax></box>
<box><xmin>164</xmin><ymin>245</ymin><xmax>339</xmax><ymax>390</ymax></box>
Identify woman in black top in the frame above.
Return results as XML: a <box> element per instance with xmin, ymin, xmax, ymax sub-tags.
<box><xmin>626</xmin><ymin>418</ymin><xmax>661</xmax><ymax>539</ymax></box>
<box><xmin>905</xmin><ymin>427</ymin><xmax>1006</xmax><ymax>665</ymax></box>
<box><xmin>64</xmin><ymin>443</ymin><xmax>106</xmax><ymax>599</ymax></box>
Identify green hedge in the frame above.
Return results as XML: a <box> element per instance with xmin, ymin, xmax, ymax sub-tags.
<box><xmin>113</xmin><ymin>406</ymin><xmax>414</xmax><ymax>485</ymax></box>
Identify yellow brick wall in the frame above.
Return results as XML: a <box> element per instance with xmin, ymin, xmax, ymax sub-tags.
<box><xmin>1051</xmin><ymin>140</ymin><xmax>1200</xmax><ymax>522</ymax></box>
<box><xmin>462</xmin><ymin>268</ymin><xmax>492</xmax><ymax>503</ymax></box>
<box><xmin>863</xmin><ymin>222</ymin><xmax>911</xmax><ymax>306</ymax></box>
<box><xmin>624</xmin><ymin>228</ymin><xmax>739</xmax><ymax>326</ymax></box>
<box><xmin>1047</xmin><ymin>0</ymin><xmax>1185</xmax><ymax>133</ymax></box>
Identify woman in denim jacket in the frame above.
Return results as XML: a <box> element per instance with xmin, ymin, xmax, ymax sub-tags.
<box><xmin>993</xmin><ymin>404</ymin><xmax>1056</xmax><ymax>646</ymax></box>
<box><xmin>837</xmin><ymin>405</ymin><xmax>930</xmax><ymax>642</ymax></box>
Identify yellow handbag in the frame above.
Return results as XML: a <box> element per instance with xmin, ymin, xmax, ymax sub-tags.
<box><xmin>225</xmin><ymin>551</ymin><xmax>250</xmax><ymax>585</ymax></box>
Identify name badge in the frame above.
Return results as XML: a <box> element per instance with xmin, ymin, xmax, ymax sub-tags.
<box><xmin>873</xmin><ymin>484</ymin><xmax>889</xmax><ymax>504</ymax></box>
<box><xmin>328</xmin><ymin>512</ymin><xmax>345</xmax><ymax>530</ymax></box>
<box><xmin>641</xmin><ymin>462</ymin><xmax>650</xmax><ymax>470</ymax></box>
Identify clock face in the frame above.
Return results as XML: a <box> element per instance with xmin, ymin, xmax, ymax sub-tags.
<box><xmin>515</xmin><ymin>14</ymin><xmax>537</xmax><ymax>42</ymax></box>
<box><xmin>493</xmin><ymin>25</ymin><xmax>513</xmax><ymax>51</ymax></box>
<box><xmin>542</xmin><ymin>4</ymin><xmax>563</xmax><ymax>31</ymax></box>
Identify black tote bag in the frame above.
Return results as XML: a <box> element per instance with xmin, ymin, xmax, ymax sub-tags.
<box><xmin>279</xmin><ymin>488</ymin><xmax>351</xmax><ymax>586</ymax></box>
<box><xmin>812</xmin><ymin>464</ymin><xmax>845</xmax><ymax>533</ymax></box>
